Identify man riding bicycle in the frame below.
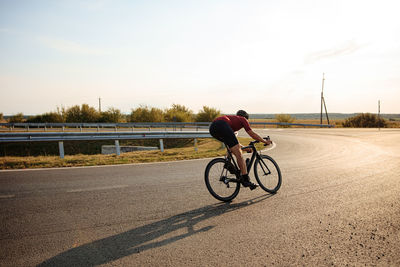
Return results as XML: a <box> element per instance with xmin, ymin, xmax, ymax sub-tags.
<box><xmin>209</xmin><ymin>110</ymin><xmax>272</xmax><ymax>190</ymax></box>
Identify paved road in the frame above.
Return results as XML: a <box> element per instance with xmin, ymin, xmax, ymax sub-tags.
<box><xmin>1</xmin><ymin>128</ymin><xmax>399</xmax><ymax>266</ymax></box>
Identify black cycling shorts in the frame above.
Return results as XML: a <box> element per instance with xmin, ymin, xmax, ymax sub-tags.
<box><xmin>209</xmin><ymin>120</ymin><xmax>238</xmax><ymax>148</ymax></box>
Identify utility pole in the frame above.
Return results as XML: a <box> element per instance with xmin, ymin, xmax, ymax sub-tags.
<box><xmin>98</xmin><ymin>97</ymin><xmax>102</xmax><ymax>113</ymax></box>
<box><xmin>320</xmin><ymin>73</ymin><xmax>330</xmax><ymax>125</ymax></box>
<box><xmin>320</xmin><ymin>74</ymin><xmax>324</xmax><ymax>124</ymax></box>
<box><xmin>378</xmin><ymin>100</ymin><xmax>381</xmax><ymax>131</ymax></box>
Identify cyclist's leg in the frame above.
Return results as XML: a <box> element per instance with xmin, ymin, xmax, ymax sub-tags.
<box><xmin>230</xmin><ymin>144</ymin><xmax>247</xmax><ymax>175</ymax></box>
<box><xmin>214</xmin><ymin>122</ymin><xmax>246</xmax><ymax>175</ymax></box>
<box><xmin>231</xmin><ymin>144</ymin><xmax>256</xmax><ymax>189</ymax></box>
<box><xmin>225</xmin><ymin>132</ymin><xmax>258</xmax><ymax>189</ymax></box>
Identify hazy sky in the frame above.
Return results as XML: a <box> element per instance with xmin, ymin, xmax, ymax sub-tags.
<box><xmin>1</xmin><ymin>0</ymin><xmax>399</xmax><ymax>115</ymax></box>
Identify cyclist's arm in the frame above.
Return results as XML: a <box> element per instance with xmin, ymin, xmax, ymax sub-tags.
<box><xmin>247</xmin><ymin>130</ymin><xmax>271</xmax><ymax>145</ymax></box>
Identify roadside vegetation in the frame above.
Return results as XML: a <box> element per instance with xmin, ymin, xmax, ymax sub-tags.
<box><xmin>129</xmin><ymin>105</ymin><xmax>165</xmax><ymax>122</ymax></box>
<box><xmin>2</xmin><ymin>104</ymin><xmax>221</xmax><ymax>124</ymax></box>
<box><xmin>342</xmin><ymin>113</ymin><xmax>387</xmax><ymax>128</ymax></box>
<box><xmin>275</xmin><ymin>114</ymin><xmax>295</xmax><ymax>127</ymax></box>
<box><xmin>0</xmin><ymin>137</ymin><xmax>265</xmax><ymax>169</ymax></box>
<box><xmin>195</xmin><ymin>106</ymin><xmax>221</xmax><ymax>122</ymax></box>
<box><xmin>8</xmin><ymin>113</ymin><xmax>25</xmax><ymax>123</ymax></box>
<box><xmin>3</xmin><ymin>105</ymin><xmax>399</xmax><ymax>128</ymax></box>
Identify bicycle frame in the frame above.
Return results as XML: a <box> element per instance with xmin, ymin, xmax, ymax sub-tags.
<box><xmin>224</xmin><ymin>142</ymin><xmax>266</xmax><ymax>175</ymax></box>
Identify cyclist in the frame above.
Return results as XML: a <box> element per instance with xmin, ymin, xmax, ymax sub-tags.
<box><xmin>209</xmin><ymin>110</ymin><xmax>272</xmax><ymax>190</ymax></box>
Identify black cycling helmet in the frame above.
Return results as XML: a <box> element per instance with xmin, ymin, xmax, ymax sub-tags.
<box><xmin>236</xmin><ymin>110</ymin><xmax>249</xmax><ymax>120</ymax></box>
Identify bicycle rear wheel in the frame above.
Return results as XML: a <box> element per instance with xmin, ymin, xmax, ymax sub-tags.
<box><xmin>254</xmin><ymin>155</ymin><xmax>282</xmax><ymax>193</ymax></box>
<box><xmin>205</xmin><ymin>158</ymin><xmax>240</xmax><ymax>202</ymax></box>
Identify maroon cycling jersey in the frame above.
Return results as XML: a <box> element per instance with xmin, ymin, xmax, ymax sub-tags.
<box><xmin>213</xmin><ymin>115</ymin><xmax>252</xmax><ymax>132</ymax></box>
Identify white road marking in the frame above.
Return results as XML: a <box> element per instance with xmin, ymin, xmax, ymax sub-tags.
<box><xmin>66</xmin><ymin>185</ymin><xmax>128</xmax><ymax>193</ymax></box>
<box><xmin>0</xmin><ymin>194</ymin><xmax>15</xmax><ymax>199</ymax></box>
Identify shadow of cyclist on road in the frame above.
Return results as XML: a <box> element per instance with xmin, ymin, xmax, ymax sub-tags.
<box><xmin>38</xmin><ymin>194</ymin><xmax>273</xmax><ymax>266</ymax></box>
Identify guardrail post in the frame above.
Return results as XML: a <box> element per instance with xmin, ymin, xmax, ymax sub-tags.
<box><xmin>159</xmin><ymin>139</ymin><xmax>164</xmax><ymax>152</ymax></box>
<box><xmin>62</xmin><ymin>126</ymin><xmax>65</xmax><ymax>132</ymax></box>
<box><xmin>58</xmin><ymin>141</ymin><xmax>65</xmax><ymax>159</ymax></box>
<box><xmin>115</xmin><ymin>140</ymin><xmax>120</xmax><ymax>156</ymax></box>
<box><xmin>194</xmin><ymin>138</ymin><xmax>198</xmax><ymax>152</ymax></box>
<box><xmin>26</xmin><ymin>125</ymin><xmax>29</xmax><ymax>132</ymax></box>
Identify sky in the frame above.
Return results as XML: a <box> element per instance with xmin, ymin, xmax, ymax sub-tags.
<box><xmin>1</xmin><ymin>0</ymin><xmax>399</xmax><ymax>115</ymax></box>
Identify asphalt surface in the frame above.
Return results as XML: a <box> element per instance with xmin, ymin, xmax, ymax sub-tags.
<box><xmin>1</xmin><ymin>128</ymin><xmax>399</xmax><ymax>266</ymax></box>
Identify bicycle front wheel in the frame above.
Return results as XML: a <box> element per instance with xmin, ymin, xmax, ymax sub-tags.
<box><xmin>205</xmin><ymin>158</ymin><xmax>240</xmax><ymax>202</ymax></box>
<box><xmin>254</xmin><ymin>155</ymin><xmax>282</xmax><ymax>193</ymax></box>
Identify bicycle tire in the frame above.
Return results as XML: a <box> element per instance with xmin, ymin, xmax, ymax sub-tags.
<box><xmin>253</xmin><ymin>155</ymin><xmax>282</xmax><ymax>193</ymax></box>
<box><xmin>205</xmin><ymin>158</ymin><xmax>240</xmax><ymax>202</ymax></box>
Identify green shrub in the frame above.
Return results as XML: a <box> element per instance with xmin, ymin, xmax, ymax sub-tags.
<box><xmin>26</xmin><ymin>112</ymin><xmax>64</xmax><ymax>123</ymax></box>
<box><xmin>164</xmin><ymin>104</ymin><xmax>194</xmax><ymax>122</ymax></box>
<box><xmin>342</xmin><ymin>113</ymin><xmax>386</xmax><ymax>128</ymax></box>
<box><xmin>99</xmin><ymin>108</ymin><xmax>123</xmax><ymax>123</ymax></box>
<box><xmin>8</xmin><ymin>113</ymin><xmax>25</xmax><ymax>123</ymax></box>
<box><xmin>275</xmin><ymin>114</ymin><xmax>295</xmax><ymax>127</ymax></box>
<box><xmin>65</xmin><ymin>104</ymin><xmax>100</xmax><ymax>123</ymax></box>
<box><xmin>195</xmin><ymin>106</ymin><xmax>221</xmax><ymax>122</ymax></box>
<box><xmin>129</xmin><ymin>105</ymin><xmax>164</xmax><ymax>122</ymax></box>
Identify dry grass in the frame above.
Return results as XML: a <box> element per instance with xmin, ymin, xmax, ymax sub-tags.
<box><xmin>0</xmin><ymin>137</ymin><xmax>265</xmax><ymax>170</ymax></box>
<box><xmin>249</xmin><ymin>118</ymin><xmax>341</xmax><ymax>127</ymax></box>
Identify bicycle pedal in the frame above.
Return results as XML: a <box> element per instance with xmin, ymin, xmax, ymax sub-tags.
<box><xmin>249</xmin><ymin>184</ymin><xmax>258</xmax><ymax>190</ymax></box>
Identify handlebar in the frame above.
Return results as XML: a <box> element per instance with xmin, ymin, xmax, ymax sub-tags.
<box><xmin>244</xmin><ymin>136</ymin><xmax>272</xmax><ymax>149</ymax></box>
<box><xmin>250</xmin><ymin>136</ymin><xmax>270</xmax><ymax>144</ymax></box>
<box><xmin>263</xmin><ymin>136</ymin><xmax>271</xmax><ymax>146</ymax></box>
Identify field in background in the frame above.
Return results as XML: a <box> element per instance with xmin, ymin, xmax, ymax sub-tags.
<box><xmin>249</xmin><ymin>113</ymin><xmax>400</xmax><ymax>120</ymax></box>
<box><xmin>249</xmin><ymin>118</ymin><xmax>400</xmax><ymax>128</ymax></box>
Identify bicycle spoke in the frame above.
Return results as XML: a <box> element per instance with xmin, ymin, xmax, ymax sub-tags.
<box><xmin>254</xmin><ymin>155</ymin><xmax>281</xmax><ymax>193</ymax></box>
<box><xmin>205</xmin><ymin>158</ymin><xmax>240</xmax><ymax>202</ymax></box>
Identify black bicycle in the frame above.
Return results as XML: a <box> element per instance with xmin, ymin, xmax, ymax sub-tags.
<box><xmin>204</xmin><ymin>137</ymin><xmax>282</xmax><ymax>202</ymax></box>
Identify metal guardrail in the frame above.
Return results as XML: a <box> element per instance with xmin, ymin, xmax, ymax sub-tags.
<box><xmin>0</xmin><ymin>131</ymin><xmax>212</xmax><ymax>158</ymax></box>
<box><xmin>0</xmin><ymin>131</ymin><xmax>211</xmax><ymax>142</ymax></box>
<box><xmin>0</xmin><ymin>121</ymin><xmax>335</xmax><ymax>158</ymax></box>
<box><xmin>0</xmin><ymin>121</ymin><xmax>335</xmax><ymax>131</ymax></box>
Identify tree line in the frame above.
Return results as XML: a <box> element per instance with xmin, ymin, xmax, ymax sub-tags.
<box><xmin>3</xmin><ymin>104</ymin><xmax>221</xmax><ymax>123</ymax></box>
